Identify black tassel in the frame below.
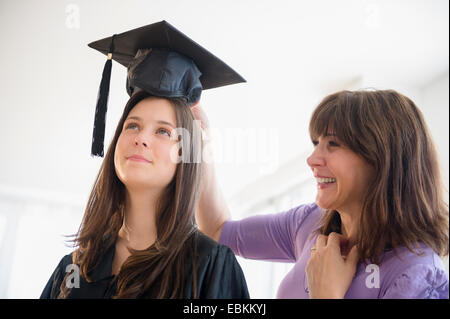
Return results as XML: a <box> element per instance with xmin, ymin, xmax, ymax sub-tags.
<box><xmin>91</xmin><ymin>35</ymin><xmax>116</xmax><ymax>157</ymax></box>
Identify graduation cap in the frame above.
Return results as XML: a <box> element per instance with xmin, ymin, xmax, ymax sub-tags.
<box><xmin>88</xmin><ymin>20</ymin><xmax>246</xmax><ymax>157</ymax></box>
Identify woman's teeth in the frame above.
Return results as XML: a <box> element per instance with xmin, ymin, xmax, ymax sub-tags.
<box><xmin>316</xmin><ymin>177</ymin><xmax>336</xmax><ymax>183</ymax></box>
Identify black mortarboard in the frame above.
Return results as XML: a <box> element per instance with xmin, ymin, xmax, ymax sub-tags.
<box><xmin>88</xmin><ymin>20</ymin><xmax>246</xmax><ymax>157</ymax></box>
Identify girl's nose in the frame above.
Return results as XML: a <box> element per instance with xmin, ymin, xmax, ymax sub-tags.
<box><xmin>134</xmin><ymin>134</ymin><xmax>149</xmax><ymax>148</ymax></box>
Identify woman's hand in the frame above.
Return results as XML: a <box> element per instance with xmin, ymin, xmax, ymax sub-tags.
<box><xmin>190</xmin><ymin>102</ymin><xmax>210</xmax><ymax>131</ymax></box>
<box><xmin>190</xmin><ymin>102</ymin><xmax>231</xmax><ymax>241</ymax></box>
<box><xmin>305</xmin><ymin>232</ymin><xmax>359</xmax><ymax>299</ymax></box>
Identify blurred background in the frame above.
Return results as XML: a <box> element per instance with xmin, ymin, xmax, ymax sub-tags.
<box><xmin>0</xmin><ymin>0</ymin><xmax>448</xmax><ymax>298</ymax></box>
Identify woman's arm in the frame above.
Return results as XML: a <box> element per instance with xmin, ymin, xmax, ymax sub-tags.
<box><xmin>191</xmin><ymin>104</ymin><xmax>231</xmax><ymax>241</ymax></box>
<box><xmin>196</xmin><ymin>159</ymin><xmax>231</xmax><ymax>241</ymax></box>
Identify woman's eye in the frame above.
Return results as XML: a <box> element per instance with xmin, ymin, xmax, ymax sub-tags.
<box><xmin>328</xmin><ymin>140</ymin><xmax>340</xmax><ymax>147</ymax></box>
<box><xmin>311</xmin><ymin>139</ymin><xmax>340</xmax><ymax>147</ymax></box>
<box><xmin>157</xmin><ymin>128</ymin><xmax>171</xmax><ymax>137</ymax></box>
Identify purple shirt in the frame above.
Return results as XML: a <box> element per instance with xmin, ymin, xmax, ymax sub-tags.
<box><xmin>220</xmin><ymin>203</ymin><xmax>449</xmax><ymax>299</ymax></box>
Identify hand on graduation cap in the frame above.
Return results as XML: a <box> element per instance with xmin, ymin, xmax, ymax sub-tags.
<box><xmin>190</xmin><ymin>102</ymin><xmax>210</xmax><ymax>131</ymax></box>
<box><xmin>305</xmin><ymin>232</ymin><xmax>359</xmax><ymax>299</ymax></box>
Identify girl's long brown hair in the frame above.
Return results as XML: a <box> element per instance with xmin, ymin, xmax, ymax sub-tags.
<box><xmin>59</xmin><ymin>91</ymin><xmax>202</xmax><ymax>298</ymax></box>
<box><xmin>310</xmin><ymin>90</ymin><xmax>449</xmax><ymax>265</ymax></box>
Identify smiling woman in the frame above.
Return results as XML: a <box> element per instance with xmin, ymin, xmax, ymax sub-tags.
<box><xmin>309</xmin><ymin>90</ymin><xmax>449</xmax><ymax>265</ymax></box>
<box><xmin>195</xmin><ymin>89</ymin><xmax>449</xmax><ymax>299</ymax></box>
<box><xmin>307</xmin><ymin>134</ymin><xmax>375</xmax><ymax>223</ymax></box>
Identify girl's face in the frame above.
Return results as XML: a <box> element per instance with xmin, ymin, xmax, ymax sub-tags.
<box><xmin>114</xmin><ymin>97</ymin><xmax>178</xmax><ymax>192</ymax></box>
<box><xmin>306</xmin><ymin>134</ymin><xmax>374</xmax><ymax>213</ymax></box>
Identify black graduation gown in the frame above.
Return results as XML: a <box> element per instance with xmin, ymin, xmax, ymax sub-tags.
<box><xmin>40</xmin><ymin>232</ymin><xmax>249</xmax><ymax>299</ymax></box>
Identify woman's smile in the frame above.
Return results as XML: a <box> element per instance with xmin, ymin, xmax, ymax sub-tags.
<box><xmin>316</xmin><ymin>180</ymin><xmax>337</xmax><ymax>190</ymax></box>
<box><xmin>315</xmin><ymin>175</ymin><xmax>337</xmax><ymax>189</ymax></box>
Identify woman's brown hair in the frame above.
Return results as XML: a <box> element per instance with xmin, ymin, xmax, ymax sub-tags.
<box><xmin>310</xmin><ymin>89</ymin><xmax>449</xmax><ymax>265</ymax></box>
<box><xmin>59</xmin><ymin>91</ymin><xmax>202</xmax><ymax>298</ymax></box>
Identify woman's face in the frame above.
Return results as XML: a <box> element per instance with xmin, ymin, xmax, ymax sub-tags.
<box><xmin>306</xmin><ymin>134</ymin><xmax>374</xmax><ymax>213</ymax></box>
<box><xmin>114</xmin><ymin>97</ymin><xmax>178</xmax><ymax>192</ymax></box>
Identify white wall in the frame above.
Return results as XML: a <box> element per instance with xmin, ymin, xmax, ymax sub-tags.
<box><xmin>421</xmin><ymin>72</ymin><xmax>450</xmax><ymax>194</ymax></box>
<box><xmin>0</xmin><ymin>187</ymin><xmax>84</xmax><ymax>298</ymax></box>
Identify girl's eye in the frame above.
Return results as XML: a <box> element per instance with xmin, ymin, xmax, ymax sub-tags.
<box><xmin>157</xmin><ymin>128</ymin><xmax>171</xmax><ymax>137</ymax></box>
<box><xmin>125</xmin><ymin>122</ymin><xmax>139</xmax><ymax>130</ymax></box>
<box><xmin>312</xmin><ymin>140</ymin><xmax>318</xmax><ymax>147</ymax></box>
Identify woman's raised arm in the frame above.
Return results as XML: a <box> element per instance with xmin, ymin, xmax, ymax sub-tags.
<box><xmin>191</xmin><ymin>104</ymin><xmax>231</xmax><ymax>241</ymax></box>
